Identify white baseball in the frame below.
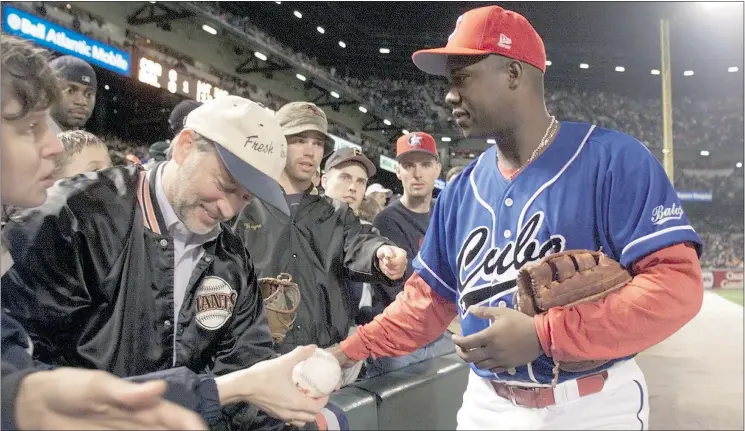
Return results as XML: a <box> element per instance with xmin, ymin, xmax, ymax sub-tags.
<box><xmin>292</xmin><ymin>348</ymin><xmax>342</xmax><ymax>398</ymax></box>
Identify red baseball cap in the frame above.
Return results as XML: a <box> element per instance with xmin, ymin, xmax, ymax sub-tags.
<box><xmin>396</xmin><ymin>132</ymin><xmax>438</xmax><ymax>161</ymax></box>
<box><xmin>412</xmin><ymin>6</ymin><xmax>546</xmax><ymax>76</ymax></box>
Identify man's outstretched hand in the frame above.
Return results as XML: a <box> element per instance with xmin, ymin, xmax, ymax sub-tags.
<box><xmin>15</xmin><ymin>368</ymin><xmax>207</xmax><ymax>430</ymax></box>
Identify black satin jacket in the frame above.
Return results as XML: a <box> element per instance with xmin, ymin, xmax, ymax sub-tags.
<box><xmin>1</xmin><ymin>164</ymin><xmax>284</xmax><ymax>430</ymax></box>
<box><xmin>233</xmin><ymin>188</ymin><xmax>397</xmax><ymax>352</ymax></box>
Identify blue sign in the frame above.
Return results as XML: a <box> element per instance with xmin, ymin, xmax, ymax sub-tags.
<box><xmin>2</xmin><ymin>5</ymin><xmax>131</xmax><ymax>76</ymax></box>
<box><xmin>676</xmin><ymin>190</ymin><xmax>713</xmax><ymax>202</ymax></box>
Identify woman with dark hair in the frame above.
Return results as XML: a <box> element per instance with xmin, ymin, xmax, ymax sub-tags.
<box><xmin>0</xmin><ymin>34</ymin><xmax>205</xmax><ymax>431</ymax></box>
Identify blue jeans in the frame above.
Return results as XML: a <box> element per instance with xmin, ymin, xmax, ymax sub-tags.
<box><xmin>364</xmin><ymin>332</ymin><xmax>455</xmax><ymax>378</ymax></box>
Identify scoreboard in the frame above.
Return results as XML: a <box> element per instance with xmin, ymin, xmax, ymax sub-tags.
<box><xmin>137</xmin><ymin>56</ymin><xmax>229</xmax><ymax>102</ymax></box>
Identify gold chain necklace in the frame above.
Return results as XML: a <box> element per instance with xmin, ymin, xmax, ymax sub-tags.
<box><xmin>507</xmin><ymin>116</ymin><xmax>558</xmax><ymax>181</ymax></box>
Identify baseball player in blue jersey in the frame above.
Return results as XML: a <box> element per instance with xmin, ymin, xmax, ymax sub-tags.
<box><xmin>330</xmin><ymin>5</ymin><xmax>705</xmax><ymax>430</ymax></box>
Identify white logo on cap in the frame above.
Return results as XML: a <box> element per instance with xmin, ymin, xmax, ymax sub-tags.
<box><xmin>498</xmin><ymin>34</ymin><xmax>512</xmax><ymax>50</ymax></box>
<box><xmin>194</xmin><ymin>276</ymin><xmax>237</xmax><ymax>331</ymax></box>
<box><xmin>448</xmin><ymin>15</ymin><xmax>464</xmax><ymax>42</ymax></box>
<box><xmin>408</xmin><ymin>134</ymin><xmax>422</xmax><ymax>147</ymax></box>
<box><xmin>81</xmin><ymin>75</ymin><xmax>91</xmax><ymax>84</ymax></box>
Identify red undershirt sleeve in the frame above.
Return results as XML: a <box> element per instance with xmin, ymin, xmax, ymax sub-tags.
<box><xmin>534</xmin><ymin>242</ymin><xmax>703</xmax><ymax>361</ymax></box>
<box><xmin>341</xmin><ymin>273</ymin><xmax>458</xmax><ymax>361</ymax></box>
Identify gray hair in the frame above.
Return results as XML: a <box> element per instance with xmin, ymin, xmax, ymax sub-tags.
<box><xmin>166</xmin><ymin>130</ymin><xmax>215</xmax><ymax>160</ymax></box>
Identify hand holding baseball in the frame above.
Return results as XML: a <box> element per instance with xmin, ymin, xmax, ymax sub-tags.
<box><xmin>15</xmin><ymin>368</ymin><xmax>207</xmax><ymax>430</ymax></box>
<box><xmin>214</xmin><ymin>345</ymin><xmax>329</xmax><ymax>428</ymax></box>
<box><xmin>376</xmin><ymin>245</ymin><xmax>407</xmax><ymax>280</ymax></box>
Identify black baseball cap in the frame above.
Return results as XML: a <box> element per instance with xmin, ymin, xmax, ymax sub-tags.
<box><xmin>324</xmin><ymin>147</ymin><xmax>376</xmax><ymax>177</ymax></box>
<box><xmin>169</xmin><ymin>100</ymin><xmax>203</xmax><ymax>135</ymax></box>
<box><xmin>49</xmin><ymin>55</ymin><xmax>97</xmax><ymax>89</ymax></box>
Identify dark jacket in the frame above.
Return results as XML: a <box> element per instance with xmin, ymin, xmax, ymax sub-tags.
<box><xmin>1</xmin><ymin>309</ymin><xmax>223</xmax><ymax>430</ymax></box>
<box><xmin>233</xmin><ymin>188</ymin><xmax>396</xmax><ymax>351</ymax></box>
<box><xmin>1</xmin><ymin>164</ymin><xmax>283</xmax><ymax>430</ymax></box>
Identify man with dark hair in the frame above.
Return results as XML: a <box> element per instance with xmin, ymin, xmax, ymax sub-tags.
<box><xmin>321</xmin><ymin>147</ymin><xmax>377</xmax><ymax>214</ymax></box>
<box><xmin>365</xmin><ymin>132</ymin><xmax>453</xmax><ymax>377</ymax></box>
<box><xmin>48</xmin><ymin>55</ymin><xmax>97</xmax><ymax>131</ymax></box>
<box><xmin>233</xmin><ymin>101</ymin><xmax>408</xmax><ymax>356</ymax></box>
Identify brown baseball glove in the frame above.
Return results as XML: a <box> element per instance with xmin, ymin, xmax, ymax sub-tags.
<box><xmin>257</xmin><ymin>273</ymin><xmax>301</xmax><ymax>344</ymax></box>
<box><xmin>515</xmin><ymin>250</ymin><xmax>632</xmax><ymax>384</ymax></box>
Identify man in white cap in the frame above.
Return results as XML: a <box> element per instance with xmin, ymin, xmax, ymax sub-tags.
<box><xmin>2</xmin><ymin>96</ymin><xmax>322</xmax><ymax>430</ymax></box>
<box><xmin>365</xmin><ymin>183</ymin><xmax>393</xmax><ymax>209</ymax></box>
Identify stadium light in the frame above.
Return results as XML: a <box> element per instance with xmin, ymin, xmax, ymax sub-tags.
<box><xmin>293</xmin><ymin>10</ymin><xmax>302</xmax><ymax>19</ymax></box>
<box><xmin>579</xmin><ymin>63</ymin><xmax>589</xmax><ymax>69</ymax></box>
<box><xmin>728</xmin><ymin>66</ymin><xmax>739</xmax><ymax>72</ymax></box>
<box><xmin>737</xmin><ymin>162</ymin><xmax>743</xmax><ymax>168</ymax></box>
<box><xmin>651</xmin><ymin>69</ymin><xmax>661</xmax><ymax>75</ymax></box>
<box><xmin>402</xmin><ymin>129</ymin><xmax>410</xmax><ymax>135</ymax></box>
<box><xmin>202</xmin><ymin>25</ymin><xmax>217</xmax><ymax>35</ymax></box>
<box><xmin>330</xmin><ymin>91</ymin><xmax>340</xmax><ymax>98</ymax></box>
<box><xmin>66</xmin><ymin>4</ymin><xmax>71</xmax><ymax>9</ymax></box>
<box><xmin>683</xmin><ymin>70</ymin><xmax>694</xmax><ymax>76</ymax></box>
<box><xmin>441</xmin><ymin>137</ymin><xmax>452</xmax><ymax>142</ymax></box>
<box><xmin>615</xmin><ymin>66</ymin><xmax>625</xmax><ymax>72</ymax></box>
<box><xmin>104</xmin><ymin>84</ymin><xmax>110</xmax><ymax>90</ymax></box>
<box><xmin>295</xmin><ymin>73</ymin><xmax>306</xmax><ymax>82</ymax></box>
<box><xmin>317</xmin><ymin>26</ymin><xmax>325</xmax><ymax>34</ymax></box>
<box><xmin>275</xmin><ymin>1</ymin><xmax>281</xmax><ymax>3</ymax></box>
<box><xmin>338</xmin><ymin>41</ymin><xmax>346</xmax><ymax>48</ymax></box>
<box><xmin>379</xmin><ymin>48</ymin><xmax>390</xmax><ymax>54</ymax></box>
<box><xmin>358</xmin><ymin>106</ymin><xmax>368</xmax><ymax>113</ymax></box>
<box><xmin>700</xmin><ymin>150</ymin><xmax>710</xmax><ymax>156</ymax></box>
<box><xmin>383</xmin><ymin>119</ymin><xmax>392</xmax><ymax>126</ymax></box>
<box><xmin>545</xmin><ymin>60</ymin><xmax>552</xmax><ymax>66</ymax></box>
<box><xmin>487</xmin><ymin>139</ymin><xmax>496</xmax><ymax>144</ymax></box>
<box><xmin>254</xmin><ymin>51</ymin><xmax>267</xmax><ymax>61</ymax></box>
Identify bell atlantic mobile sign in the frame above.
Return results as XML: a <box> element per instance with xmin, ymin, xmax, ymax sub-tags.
<box><xmin>3</xmin><ymin>5</ymin><xmax>131</xmax><ymax>76</ymax></box>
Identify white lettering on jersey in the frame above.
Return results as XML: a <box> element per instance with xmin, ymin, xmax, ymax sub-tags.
<box><xmin>456</xmin><ymin>211</ymin><xmax>566</xmax><ymax>317</ymax></box>
<box><xmin>651</xmin><ymin>203</ymin><xmax>683</xmax><ymax>225</ymax></box>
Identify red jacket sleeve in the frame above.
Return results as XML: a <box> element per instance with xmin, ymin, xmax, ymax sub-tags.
<box><xmin>341</xmin><ymin>273</ymin><xmax>458</xmax><ymax>361</ymax></box>
<box><xmin>534</xmin><ymin>242</ymin><xmax>703</xmax><ymax>361</ymax></box>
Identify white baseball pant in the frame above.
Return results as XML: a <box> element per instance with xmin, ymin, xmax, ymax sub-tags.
<box><xmin>456</xmin><ymin>359</ymin><xmax>649</xmax><ymax>430</ymax></box>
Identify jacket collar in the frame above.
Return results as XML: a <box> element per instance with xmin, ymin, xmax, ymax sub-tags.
<box><xmin>136</xmin><ymin>162</ymin><xmax>168</xmax><ymax>235</ymax></box>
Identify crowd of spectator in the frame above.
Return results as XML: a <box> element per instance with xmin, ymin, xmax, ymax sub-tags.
<box><xmin>699</xmin><ymin>233</ymin><xmax>744</xmax><ymax>269</ymax></box>
<box><xmin>192</xmin><ymin>2</ymin><xmax>744</xmax><ymax>158</ymax></box>
<box><xmin>29</xmin><ymin>2</ymin><xmax>744</xmax><ymax>270</ymax></box>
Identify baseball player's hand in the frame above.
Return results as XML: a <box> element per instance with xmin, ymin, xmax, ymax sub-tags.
<box><xmin>452</xmin><ymin>306</ymin><xmax>543</xmax><ymax>373</ymax></box>
<box><xmin>376</xmin><ymin>245</ymin><xmax>407</xmax><ymax>280</ymax></box>
<box><xmin>15</xmin><ymin>368</ymin><xmax>207</xmax><ymax>430</ymax></box>
<box><xmin>214</xmin><ymin>345</ymin><xmax>329</xmax><ymax>428</ymax></box>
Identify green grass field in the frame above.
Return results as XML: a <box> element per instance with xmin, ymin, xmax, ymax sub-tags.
<box><xmin>715</xmin><ymin>289</ymin><xmax>744</xmax><ymax>306</ymax></box>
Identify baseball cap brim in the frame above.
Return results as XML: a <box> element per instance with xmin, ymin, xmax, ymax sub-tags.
<box><xmin>283</xmin><ymin>124</ymin><xmax>335</xmax><ymax>145</ymax></box>
<box><xmin>412</xmin><ymin>47</ymin><xmax>491</xmax><ymax>76</ymax></box>
<box><xmin>215</xmin><ymin>144</ymin><xmax>290</xmax><ymax>216</ymax></box>
<box><xmin>396</xmin><ymin>148</ymin><xmax>439</xmax><ymax>162</ymax></box>
<box><xmin>329</xmin><ymin>155</ymin><xmax>377</xmax><ymax>177</ymax></box>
